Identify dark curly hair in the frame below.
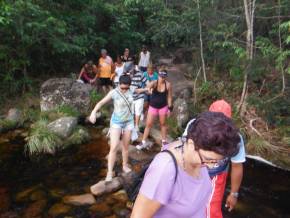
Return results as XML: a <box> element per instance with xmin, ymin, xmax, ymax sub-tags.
<box><xmin>186</xmin><ymin>111</ymin><xmax>240</xmax><ymax>157</ymax></box>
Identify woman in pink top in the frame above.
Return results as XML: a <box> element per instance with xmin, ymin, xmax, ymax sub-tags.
<box><xmin>131</xmin><ymin>111</ymin><xmax>240</xmax><ymax>218</ymax></box>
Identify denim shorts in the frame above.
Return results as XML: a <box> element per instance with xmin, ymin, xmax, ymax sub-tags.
<box><xmin>110</xmin><ymin>119</ymin><xmax>134</xmax><ymax>131</ymax></box>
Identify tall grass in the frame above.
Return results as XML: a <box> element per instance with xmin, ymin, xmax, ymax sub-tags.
<box><xmin>26</xmin><ymin>119</ymin><xmax>61</xmax><ymax>155</ymax></box>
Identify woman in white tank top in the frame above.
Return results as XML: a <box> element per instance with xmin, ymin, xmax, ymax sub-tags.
<box><xmin>113</xmin><ymin>56</ymin><xmax>125</xmax><ymax>87</ymax></box>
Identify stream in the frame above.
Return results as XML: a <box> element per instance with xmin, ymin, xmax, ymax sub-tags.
<box><xmin>0</xmin><ymin>127</ymin><xmax>289</xmax><ymax>218</ymax></box>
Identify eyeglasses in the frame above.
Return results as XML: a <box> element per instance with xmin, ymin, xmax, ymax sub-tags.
<box><xmin>120</xmin><ymin>86</ymin><xmax>130</xmax><ymax>90</ymax></box>
<box><xmin>197</xmin><ymin>150</ymin><xmax>228</xmax><ymax>168</ymax></box>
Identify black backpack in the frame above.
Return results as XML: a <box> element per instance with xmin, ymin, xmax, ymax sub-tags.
<box><xmin>124</xmin><ymin>150</ymin><xmax>178</xmax><ymax>202</ymax></box>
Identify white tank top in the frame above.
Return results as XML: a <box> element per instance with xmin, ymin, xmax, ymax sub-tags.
<box><xmin>114</xmin><ymin>63</ymin><xmax>124</xmax><ymax>83</ymax></box>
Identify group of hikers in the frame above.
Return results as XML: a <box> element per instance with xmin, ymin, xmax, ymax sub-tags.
<box><xmin>81</xmin><ymin>46</ymin><xmax>245</xmax><ymax>218</ymax></box>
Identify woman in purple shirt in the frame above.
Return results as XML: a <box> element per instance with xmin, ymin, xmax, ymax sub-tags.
<box><xmin>131</xmin><ymin>112</ymin><xmax>240</xmax><ymax>218</ymax></box>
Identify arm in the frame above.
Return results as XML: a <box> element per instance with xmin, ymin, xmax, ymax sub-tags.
<box><xmin>167</xmin><ymin>82</ymin><xmax>173</xmax><ymax>108</ymax></box>
<box><xmin>131</xmin><ymin>194</ymin><xmax>162</xmax><ymax>218</ymax></box>
<box><xmin>89</xmin><ymin>91</ymin><xmax>113</xmax><ymax>123</ymax></box>
<box><xmin>78</xmin><ymin>67</ymin><xmax>85</xmax><ymax>79</ymax></box>
<box><xmin>135</xmin><ymin>87</ymin><xmax>149</xmax><ymax>94</ymax></box>
<box><xmin>93</xmin><ymin>65</ymin><xmax>99</xmax><ymax>80</ymax></box>
<box><xmin>225</xmin><ymin>162</ymin><xmax>243</xmax><ymax>211</ymax></box>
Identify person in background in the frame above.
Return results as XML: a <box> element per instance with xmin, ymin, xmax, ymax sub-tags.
<box><xmin>89</xmin><ymin>75</ymin><xmax>134</xmax><ymax>182</ymax></box>
<box><xmin>78</xmin><ymin>60</ymin><xmax>98</xmax><ymax>84</ymax></box>
<box><xmin>121</xmin><ymin>48</ymin><xmax>134</xmax><ymax>63</ymax></box>
<box><xmin>124</xmin><ymin>62</ymin><xmax>149</xmax><ymax>134</ymax></box>
<box><xmin>137</xmin><ymin>67</ymin><xmax>173</xmax><ymax>149</ymax></box>
<box><xmin>183</xmin><ymin>99</ymin><xmax>246</xmax><ymax>218</ymax></box>
<box><xmin>143</xmin><ymin>64</ymin><xmax>158</xmax><ymax>114</ymax></box>
<box><xmin>131</xmin><ymin>111</ymin><xmax>240</xmax><ymax>218</ymax></box>
<box><xmin>111</xmin><ymin>56</ymin><xmax>125</xmax><ymax>88</ymax></box>
<box><xmin>98</xmin><ymin>49</ymin><xmax>114</xmax><ymax>93</ymax></box>
<box><xmin>138</xmin><ymin>45</ymin><xmax>151</xmax><ymax>72</ymax></box>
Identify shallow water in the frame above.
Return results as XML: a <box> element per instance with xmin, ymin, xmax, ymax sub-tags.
<box><xmin>0</xmin><ymin>128</ymin><xmax>289</xmax><ymax>218</ymax></box>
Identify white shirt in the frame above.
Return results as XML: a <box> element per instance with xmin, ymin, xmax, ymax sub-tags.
<box><xmin>138</xmin><ymin>51</ymin><xmax>150</xmax><ymax>68</ymax></box>
<box><xmin>114</xmin><ymin>63</ymin><xmax>124</xmax><ymax>83</ymax></box>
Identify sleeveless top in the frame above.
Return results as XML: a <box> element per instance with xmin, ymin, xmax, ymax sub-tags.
<box><xmin>149</xmin><ymin>81</ymin><xmax>168</xmax><ymax>109</ymax></box>
<box><xmin>114</xmin><ymin>63</ymin><xmax>124</xmax><ymax>83</ymax></box>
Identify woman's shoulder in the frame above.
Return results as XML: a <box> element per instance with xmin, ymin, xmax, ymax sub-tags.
<box><xmin>151</xmin><ymin>151</ymin><xmax>176</xmax><ymax>171</ymax></box>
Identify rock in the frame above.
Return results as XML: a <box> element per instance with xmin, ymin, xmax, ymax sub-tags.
<box><xmin>6</xmin><ymin>108</ymin><xmax>22</xmax><ymax>123</ymax></box>
<box><xmin>0</xmin><ymin>211</ymin><xmax>18</xmax><ymax>218</ymax></box>
<box><xmin>40</xmin><ymin>78</ymin><xmax>94</xmax><ymax>115</ymax></box>
<box><xmin>63</xmin><ymin>193</ymin><xmax>96</xmax><ymax>206</ymax></box>
<box><xmin>47</xmin><ymin>117</ymin><xmax>78</xmax><ymax>138</ymax></box>
<box><xmin>30</xmin><ymin>190</ymin><xmax>46</xmax><ymax>201</ymax></box>
<box><xmin>102</xmin><ymin>128</ymin><xmax>110</xmax><ymax>136</ymax></box>
<box><xmin>89</xmin><ymin>202</ymin><xmax>112</xmax><ymax>216</ymax></box>
<box><xmin>173</xmin><ymin>47</ymin><xmax>193</xmax><ymax>64</ymax></box>
<box><xmin>90</xmin><ymin>178</ymin><xmax>122</xmax><ymax>196</ymax></box>
<box><xmin>173</xmin><ymin>97</ymin><xmax>189</xmax><ymax>128</ymax></box>
<box><xmin>112</xmin><ymin>190</ymin><xmax>128</xmax><ymax>203</ymax></box>
<box><xmin>23</xmin><ymin>199</ymin><xmax>47</xmax><ymax>218</ymax></box>
<box><xmin>180</xmin><ymin>88</ymin><xmax>192</xmax><ymax>100</ymax></box>
<box><xmin>158</xmin><ymin>58</ymin><xmax>173</xmax><ymax>66</ymax></box>
<box><xmin>15</xmin><ymin>185</ymin><xmax>40</xmax><ymax>202</ymax></box>
<box><xmin>150</xmin><ymin>128</ymin><xmax>173</xmax><ymax>145</ymax></box>
<box><xmin>49</xmin><ymin>189</ymin><xmax>65</xmax><ymax>199</ymax></box>
<box><xmin>48</xmin><ymin>203</ymin><xmax>71</xmax><ymax>217</ymax></box>
<box><xmin>0</xmin><ymin>188</ymin><xmax>10</xmax><ymax>212</ymax></box>
<box><xmin>113</xmin><ymin>207</ymin><xmax>131</xmax><ymax>218</ymax></box>
<box><xmin>128</xmin><ymin>145</ymin><xmax>152</xmax><ymax>162</ymax></box>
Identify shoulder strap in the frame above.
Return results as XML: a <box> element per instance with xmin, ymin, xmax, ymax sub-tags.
<box><xmin>161</xmin><ymin>150</ymin><xmax>178</xmax><ymax>183</ymax></box>
<box><xmin>115</xmin><ymin>88</ymin><xmax>133</xmax><ymax>115</ymax></box>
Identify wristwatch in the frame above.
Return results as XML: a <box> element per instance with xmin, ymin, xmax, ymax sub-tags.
<box><xmin>230</xmin><ymin>192</ymin><xmax>239</xmax><ymax>198</ymax></box>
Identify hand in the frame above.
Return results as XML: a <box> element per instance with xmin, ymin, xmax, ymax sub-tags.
<box><xmin>148</xmin><ymin>87</ymin><xmax>153</xmax><ymax>95</ymax></box>
<box><xmin>88</xmin><ymin>112</ymin><xmax>97</xmax><ymax>124</ymax></box>
<box><xmin>225</xmin><ymin>194</ymin><xmax>238</xmax><ymax>212</ymax></box>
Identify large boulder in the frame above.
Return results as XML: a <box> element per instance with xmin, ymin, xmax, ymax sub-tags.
<box><xmin>173</xmin><ymin>97</ymin><xmax>190</xmax><ymax>128</ymax></box>
<box><xmin>47</xmin><ymin>117</ymin><xmax>78</xmax><ymax>138</ymax></box>
<box><xmin>40</xmin><ymin>78</ymin><xmax>94</xmax><ymax>115</ymax></box>
<box><xmin>6</xmin><ymin>108</ymin><xmax>22</xmax><ymax>123</ymax></box>
<box><xmin>90</xmin><ymin>178</ymin><xmax>122</xmax><ymax>197</ymax></box>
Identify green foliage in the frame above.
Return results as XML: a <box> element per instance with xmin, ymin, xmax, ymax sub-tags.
<box><xmin>39</xmin><ymin>105</ymin><xmax>80</xmax><ymax>122</ymax></box>
<box><xmin>56</xmin><ymin>105</ymin><xmax>80</xmax><ymax>117</ymax></box>
<box><xmin>64</xmin><ymin>126</ymin><xmax>90</xmax><ymax>147</ymax></box>
<box><xmin>26</xmin><ymin>119</ymin><xmax>61</xmax><ymax>155</ymax></box>
<box><xmin>90</xmin><ymin>90</ymin><xmax>104</xmax><ymax>104</ymax></box>
<box><xmin>0</xmin><ymin>119</ymin><xmax>18</xmax><ymax>132</ymax></box>
<box><xmin>166</xmin><ymin>116</ymin><xmax>182</xmax><ymax>139</ymax></box>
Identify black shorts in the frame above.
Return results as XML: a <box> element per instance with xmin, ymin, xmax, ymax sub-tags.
<box><xmin>99</xmin><ymin>78</ymin><xmax>112</xmax><ymax>86</ymax></box>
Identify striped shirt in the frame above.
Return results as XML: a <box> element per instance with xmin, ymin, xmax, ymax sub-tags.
<box><xmin>131</xmin><ymin>70</ymin><xmax>147</xmax><ymax>100</ymax></box>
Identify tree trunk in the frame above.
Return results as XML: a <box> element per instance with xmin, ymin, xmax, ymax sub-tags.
<box><xmin>197</xmin><ymin>0</ymin><xmax>207</xmax><ymax>82</ymax></box>
<box><xmin>238</xmin><ymin>0</ymin><xmax>256</xmax><ymax>115</ymax></box>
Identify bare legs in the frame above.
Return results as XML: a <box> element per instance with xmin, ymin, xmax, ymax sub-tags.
<box><xmin>142</xmin><ymin>112</ymin><xmax>155</xmax><ymax>142</ymax></box>
<box><xmin>159</xmin><ymin>114</ymin><xmax>167</xmax><ymax>141</ymax></box>
<box><xmin>141</xmin><ymin>112</ymin><xmax>167</xmax><ymax>146</ymax></box>
<box><xmin>106</xmin><ymin>127</ymin><xmax>131</xmax><ymax>181</ymax></box>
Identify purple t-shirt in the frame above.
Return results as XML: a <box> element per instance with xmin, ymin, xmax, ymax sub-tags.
<box><xmin>140</xmin><ymin>152</ymin><xmax>212</xmax><ymax>218</ymax></box>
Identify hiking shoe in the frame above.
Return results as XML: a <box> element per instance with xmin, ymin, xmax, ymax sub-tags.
<box><xmin>123</xmin><ymin>165</ymin><xmax>132</xmax><ymax>173</ymax></box>
<box><xmin>136</xmin><ymin>141</ymin><xmax>152</xmax><ymax>150</ymax></box>
<box><xmin>105</xmin><ymin>171</ymin><xmax>114</xmax><ymax>182</ymax></box>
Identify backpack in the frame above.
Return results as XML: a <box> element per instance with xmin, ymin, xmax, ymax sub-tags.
<box><xmin>123</xmin><ymin>150</ymin><xmax>178</xmax><ymax>202</ymax></box>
